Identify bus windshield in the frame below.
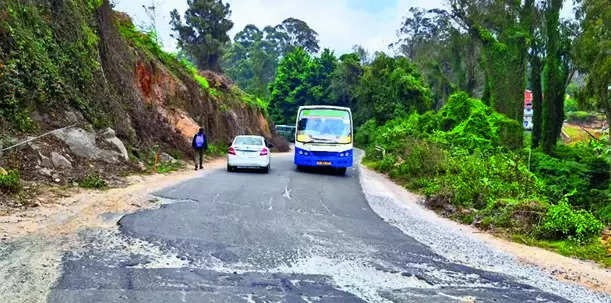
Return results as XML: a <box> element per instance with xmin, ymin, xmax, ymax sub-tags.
<box><xmin>296</xmin><ymin>109</ymin><xmax>352</xmax><ymax>144</ymax></box>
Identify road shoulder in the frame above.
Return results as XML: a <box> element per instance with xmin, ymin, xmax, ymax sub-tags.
<box><xmin>0</xmin><ymin>158</ymin><xmax>227</xmax><ymax>241</ymax></box>
<box><xmin>358</xmin><ymin>162</ymin><xmax>611</xmax><ymax>298</ymax></box>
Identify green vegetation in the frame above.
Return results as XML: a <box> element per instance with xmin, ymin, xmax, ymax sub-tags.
<box><xmin>206</xmin><ymin>142</ymin><xmax>228</xmax><ymax>157</ymax></box>
<box><xmin>573</xmin><ymin>0</ymin><xmax>610</xmax><ymax>129</ymax></box>
<box><xmin>79</xmin><ymin>174</ymin><xmax>107</xmax><ymax>189</ymax></box>
<box><xmin>357</xmin><ymin>92</ymin><xmax>609</xmax><ymax>265</ymax></box>
<box><xmin>223</xmin><ymin>19</ymin><xmax>320</xmax><ymax>99</ymax></box>
<box><xmin>514</xmin><ymin>234</ymin><xmax>610</xmax><ymax>267</ymax></box>
<box><xmin>0</xmin><ymin>169</ymin><xmax>21</xmax><ymax>193</ymax></box>
<box><xmin>143</xmin><ymin>151</ymin><xmax>184</xmax><ymax>174</ymax></box>
<box><xmin>267</xmin><ymin>48</ymin><xmax>431</xmax><ymax>126</ymax></box>
<box><xmin>0</xmin><ymin>0</ymin><xmax>105</xmax><ymax>132</ymax></box>
<box><xmin>170</xmin><ymin>0</ymin><xmax>233</xmax><ymax>72</ymax></box>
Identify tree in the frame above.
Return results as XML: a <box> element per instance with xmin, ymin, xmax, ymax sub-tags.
<box><xmin>304</xmin><ymin>49</ymin><xmax>337</xmax><ymax>105</ymax></box>
<box><xmin>393</xmin><ymin>7</ymin><xmax>483</xmax><ymax>108</ymax></box>
<box><xmin>224</xmin><ymin>25</ymin><xmax>278</xmax><ymax>98</ymax></box>
<box><xmin>329</xmin><ymin>53</ymin><xmax>363</xmax><ymax>108</ymax></box>
<box><xmin>352</xmin><ymin>45</ymin><xmax>370</xmax><ymax>65</ymax></box>
<box><xmin>279</xmin><ymin>18</ymin><xmax>320</xmax><ymax>54</ymax></box>
<box><xmin>573</xmin><ymin>0</ymin><xmax>610</xmax><ymax>134</ymax></box>
<box><xmin>530</xmin><ymin>23</ymin><xmax>545</xmax><ymax>148</ymax></box>
<box><xmin>170</xmin><ymin>0</ymin><xmax>233</xmax><ymax>72</ymax></box>
<box><xmin>450</xmin><ymin>0</ymin><xmax>536</xmax><ymax>148</ymax></box>
<box><xmin>355</xmin><ymin>53</ymin><xmax>432</xmax><ymax>125</ymax></box>
<box><xmin>542</xmin><ymin>0</ymin><xmax>574</xmax><ymax>153</ymax></box>
<box><xmin>268</xmin><ymin>48</ymin><xmax>312</xmax><ymax>124</ymax></box>
<box><xmin>223</xmin><ymin>19</ymin><xmax>319</xmax><ymax>99</ymax></box>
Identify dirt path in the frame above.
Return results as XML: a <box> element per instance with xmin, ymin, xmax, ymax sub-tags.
<box><xmin>0</xmin><ymin>158</ymin><xmax>226</xmax><ymax>240</ymax></box>
<box><xmin>359</xmin><ymin>163</ymin><xmax>611</xmax><ymax>296</ymax></box>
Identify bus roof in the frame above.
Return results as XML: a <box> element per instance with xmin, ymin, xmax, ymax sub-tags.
<box><xmin>298</xmin><ymin>105</ymin><xmax>352</xmax><ymax>113</ymax></box>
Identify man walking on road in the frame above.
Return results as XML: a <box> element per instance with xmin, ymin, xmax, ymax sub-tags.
<box><xmin>192</xmin><ymin>128</ymin><xmax>208</xmax><ymax>170</ymax></box>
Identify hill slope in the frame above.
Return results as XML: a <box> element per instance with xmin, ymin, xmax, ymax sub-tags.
<box><xmin>0</xmin><ymin>0</ymin><xmax>272</xmax><ymax>205</ymax></box>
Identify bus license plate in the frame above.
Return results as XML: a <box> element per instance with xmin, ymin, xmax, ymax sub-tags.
<box><xmin>317</xmin><ymin>161</ymin><xmax>332</xmax><ymax>166</ymax></box>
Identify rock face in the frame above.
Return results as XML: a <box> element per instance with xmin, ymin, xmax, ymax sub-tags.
<box><xmin>52</xmin><ymin>127</ymin><xmax>127</xmax><ymax>164</ymax></box>
<box><xmin>50</xmin><ymin>152</ymin><xmax>72</xmax><ymax>169</ymax></box>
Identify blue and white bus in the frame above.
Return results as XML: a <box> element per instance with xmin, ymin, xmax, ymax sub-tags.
<box><xmin>294</xmin><ymin>106</ymin><xmax>353</xmax><ymax>175</ymax></box>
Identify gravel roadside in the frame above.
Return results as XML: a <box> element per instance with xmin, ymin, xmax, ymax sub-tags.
<box><xmin>359</xmin><ymin>161</ymin><xmax>611</xmax><ymax>303</ymax></box>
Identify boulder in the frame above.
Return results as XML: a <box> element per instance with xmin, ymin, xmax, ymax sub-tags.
<box><xmin>98</xmin><ymin>128</ymin><xmax>129</xmax><ymax>161</ymax></box>
<box><xmin>158</xmin><ymin>152</ymin><xmax>176</xmax><ymax>163</ymax></box>
<box><xmin>53</xmin><ymin>127</ymin><xmax>98</xmax><ymax>159</ymax></box>
<box><xmin>53</xmin><ymin>127</ymin><xmax>124</xmax><ymax>163</ymax></box>
<box><xmin>50</xmin><ymin>152</ymin><xmax>72</xmax><ymax>169</ymax></box>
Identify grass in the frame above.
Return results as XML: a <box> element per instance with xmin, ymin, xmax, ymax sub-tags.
<box><xmin>151</xmin><ymin>161</ymin><xmax>184</xmax><ymax>174</ymax></box>
<box><xmin>0</xmin><ymin>169</ymin><xmax>21</xmax><ymax>193</ymax></box>
<box><xmin>79</xmin><ymin>174</ymin><xmax>107</xmax><ymax>189</ymax></box>
<box><xmin>144</xmin><ymin>152</ymin><xmax>185</xmax><ymax>174</ymax></box>
<box><xmin>512</xmin><ymin>234</ymin><xmax>611</xmax><ymax>268</ymax></box>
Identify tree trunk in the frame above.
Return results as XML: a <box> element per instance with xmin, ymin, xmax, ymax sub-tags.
<box><xmin>542</xmin><ymin>0</ymin><xmax>565</xmax><ymax>154</ymax></box>
<box><xmin>531</xmin><ymin>56</ymin><xmax>543</xmax><ymax>148</ymax></box>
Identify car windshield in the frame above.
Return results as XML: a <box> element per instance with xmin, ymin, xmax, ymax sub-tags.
<box><xmin>297</xmin><ymin>109</ymin><xmax>351</xmax><ymax>143</ymax></box>
<box><xmin>234</xmin><ymin>137</ymin><xmax>263</xmax><ymax>146</ymax></box>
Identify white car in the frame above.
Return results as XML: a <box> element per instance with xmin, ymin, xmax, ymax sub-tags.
<box><xmin>227</xmin><ymin>135</ymin><xmax>271</xmax><ymax>173</ymax></box>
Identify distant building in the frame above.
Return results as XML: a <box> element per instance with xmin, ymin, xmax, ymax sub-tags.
<box><xmin>523</xmin><ymin>90</ymin><xmax>533</xmax><ymax>130</ymax></box>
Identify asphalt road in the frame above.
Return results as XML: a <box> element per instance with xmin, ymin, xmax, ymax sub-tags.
<box><xmin>49</xmin><ymin>152</ymin><xmax>570</xmax><ymax>302</ymax></box>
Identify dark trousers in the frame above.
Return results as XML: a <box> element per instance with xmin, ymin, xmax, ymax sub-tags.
<box><xmin>194</xmin><ymin>148</ymin><xmax>204</xmax><ymax>168</ymax></box>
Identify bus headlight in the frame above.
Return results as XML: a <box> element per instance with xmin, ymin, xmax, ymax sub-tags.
<box><xmin>338</xmin><ymin>136</ymin><xmax>352</xmax><ymax>144</ymax></box>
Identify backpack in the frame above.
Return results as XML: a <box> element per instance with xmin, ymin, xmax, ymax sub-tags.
<box><xmin>195</xmin><ymin>134</ymin><xmax>205</xmax><ymax>148</ymax></box>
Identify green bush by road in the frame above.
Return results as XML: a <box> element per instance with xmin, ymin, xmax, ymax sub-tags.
<box><xmin>358</xmin><ymin>92</ymin><xmax>610</xmax><ymax>266</ymax></box>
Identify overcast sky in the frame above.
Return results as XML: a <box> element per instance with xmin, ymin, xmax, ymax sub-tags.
<box><xmin>114</xmin><ymin>0</ymin><xmax>575</xmax><ymax>56</ymax></box>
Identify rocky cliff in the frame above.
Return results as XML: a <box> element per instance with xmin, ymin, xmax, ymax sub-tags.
<box><xmin>0</xmin><ymin>0</ymin><xmax>272</xmax><ymax>188</ymax></box>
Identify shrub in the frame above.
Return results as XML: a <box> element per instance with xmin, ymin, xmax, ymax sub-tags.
<box><xmin>0</xmin><ymin>169</ymin><xmax>21</xmax><ymax>193</ymax></box>
<box><xmin>539</xmin><ymin>200</ymin><xmax>604</xmax><ymax>243</ymax></box>
<box><xmin>566</xmin><ymin>111</ymin><xmax>597</xmax><ymax>124</ymax></box>
<box><xmin>355</xmin><ymin>119</ymin><xmax>377</xmax><ymax>146</ymax></box>
<box><xmin>564</xmin><ymin>97</ymin><xmax>578</xmax><ymax>113</ymax></box>
<box><xmin>79</xmin><ymin>174</ymin><xmax>107</xmax><ymax>189</ymax></box>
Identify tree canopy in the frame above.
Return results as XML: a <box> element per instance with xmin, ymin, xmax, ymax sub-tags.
<box><xmin>223</xmin><ymin>18</ymin><xmax>319</xmax><ymax>99</ymax></box>
<box><xmin>170</xmin><ymin>0</ymin><xmax>233</xmax><ymax>72</ymax></box>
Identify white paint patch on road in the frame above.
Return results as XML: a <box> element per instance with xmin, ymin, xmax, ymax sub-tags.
<box><xmin>283</xmin><ymin>186</ymin><xmax>292</xmax><ymax>200</ymax></box>
<box><xmin>273</xmin><ymin>255</ymin><xmax>432</xmax><ymax>303</ymax></box>
<box><xmin>76</xmin><ymin>230</ymin><xmax>189</xmax><ymax>269</ymax></box>
<box><xmin>358</xmin><ymin>162</ymin><xmax>611</xmax><ymax>303</ymax></box>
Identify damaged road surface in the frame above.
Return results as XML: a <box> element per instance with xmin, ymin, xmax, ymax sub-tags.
<box><xmin>48</xmin><ymin>153</ymin><xmax>581</xmax><ymax>302</ymax></box>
